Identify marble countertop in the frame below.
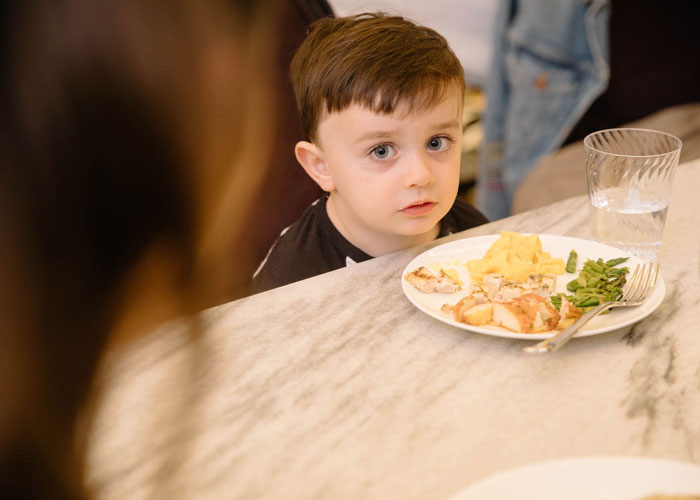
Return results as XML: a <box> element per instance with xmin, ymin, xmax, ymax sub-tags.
<box><xmin>86</xmin><ymin>159</ymin><xmax>700</xmax><ymax>500</ymax></box>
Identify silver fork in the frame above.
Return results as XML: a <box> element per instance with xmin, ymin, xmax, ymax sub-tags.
<box><xmin>523</xmin><ymin>262</ymin><xmax>659</xmax><ymax>354</ymax></box>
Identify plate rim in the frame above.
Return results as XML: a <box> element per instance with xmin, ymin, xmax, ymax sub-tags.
<box><xmin>448</xmin><ymin>455</ymin><xmax>700</xmax><ymax>500</ymax></box>
<box><xmin>401</xmin><ymin>233</ymin><xmax>666</xmax><ymax>340</ymax></box>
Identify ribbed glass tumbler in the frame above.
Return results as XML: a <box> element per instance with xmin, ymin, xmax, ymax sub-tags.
<box><xmin>584</xmin><ymin>128</ymin><xmax>682</xmax><ymax>261</ymax></box>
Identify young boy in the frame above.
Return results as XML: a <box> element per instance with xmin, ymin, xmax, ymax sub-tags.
<box><xmin>251</xmin><ymin>12</ymin><xmax>488</xmax><ymax>293</ymax></box>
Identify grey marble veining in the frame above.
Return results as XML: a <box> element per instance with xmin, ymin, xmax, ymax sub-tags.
<box><xmin>86</xmin><ymin>159</ymin><xmax>700</xmax><ymax>500</ymax></box>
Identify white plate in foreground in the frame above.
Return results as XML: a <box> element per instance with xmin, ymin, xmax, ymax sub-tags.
<box><xmin>449</xmin><ymin>456</ymin><xmax>700</xmax><ymax>500</ymax></box>
<box><xmin>401</xmin><ymin>234</ymin><xmax>665</xmax><ymax>340</ymax></box>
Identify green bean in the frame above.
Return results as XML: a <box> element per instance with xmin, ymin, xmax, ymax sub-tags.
<box><xmin>566</xmin><ymin>250</ymin><xmax>578</xmax><ymax>273</ymax></box>
<box><xmin>605</xmin><ymin>257</ymin><xmax>629</xmax><ymax>267</ymax></box>
<box><xmin>586</xmin><ymin>275</ymin><xmax>603</xmax><ymax>288</ymax></box>
<box><xmin>576</xmin><ymin>297</ymin><xmax>600</xmax><ymax>307</ymax></box>
<box><xmin>584</xmin><ymin>260</ymin><xmax>603</xmax><ymax>273</ymax></box>
<box><xmin>552</xmin><ymin>253</ymin><xmax>629</xmax><ymax>311</ymax></box>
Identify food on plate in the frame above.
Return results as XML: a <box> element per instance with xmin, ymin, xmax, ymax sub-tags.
<box><xmin>442</xmin><ymin>272</ymin><xmax>582</xmax><ymax>332</ymax></box>
<box><xmin>492</xmin><ymin>293</ymin><xmax>560</xmax><ymax>333</ymax></box>
<box><xmin>557</xmin><ymin>295</ymin><xmax>584</xmax><ymax>329</ymax></box>
<box><xmin>466</xmin><ymin>231</ymin><xmax>565</xmax><ymax>282</ymax></box>
<box><xmin>404</xmin><ymin>265</ymin><xmax>461</xmax><ymax>294</ymax></box>
<box><xmin>463</xmin><ymin>302</ymin><xmax>493</xmax><ymax>325</ymax></box>
<box><xmin>480</xmin><ymin>272</ymin><xmax>557</xmax><ymax>301</ymax></box>
<box><xmin>404</xmin><ymin>233</ymin><xmax>634</xmax><ymax>334</ymax></box>
<box><xmin>552</xmin><ymin>256</ymin><xmax>630</xmax><ymax>312</ymax></box>
<box><xmin>565</xmin><ymin>249</ymin><xmax>577</xmax><ymax>273</ymax></box>
<box><xmin>441</xmin><ymin>295</ymin><xmax>492</xmax><ymax>325</ymax></box>
<box><xmin>428</xmin><ymin>262</ymin><xmax>463</xmax><ymax>285</ymax></box>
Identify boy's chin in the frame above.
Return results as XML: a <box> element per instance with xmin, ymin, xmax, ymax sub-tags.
<box><xmin>392</xmin><ymin>220</ymin><xmax>441</xmax><ymax>238</ymax></box>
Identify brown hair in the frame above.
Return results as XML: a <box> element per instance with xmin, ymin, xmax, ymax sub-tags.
<box><xmin>290</xmin><ymin>12</ymin><xmax>466</xmax><ymax>142</ymax></box>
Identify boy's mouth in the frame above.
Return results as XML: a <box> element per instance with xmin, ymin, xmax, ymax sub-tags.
<box><xmin>401</xmin><ymin>201</ymin><xmax>436</xmax><ymax>216</ymax></box>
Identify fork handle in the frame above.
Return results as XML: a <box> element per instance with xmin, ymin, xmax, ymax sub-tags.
<box><xmin>523</xmin><ymin>301</ymin><xmax>614</xmax><ymax>353</ymax></box>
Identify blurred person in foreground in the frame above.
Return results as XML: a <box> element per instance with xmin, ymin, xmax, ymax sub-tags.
<box><xmin>0</xmin><ymin>0</ymin><xmax>276</xmax><ymax>498</ymax></box>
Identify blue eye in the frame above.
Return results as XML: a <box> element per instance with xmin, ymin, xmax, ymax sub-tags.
<box><xmin>371</xmin><ymin>144</ymin><xmax>394</xmax><ymax>159</ymax></box>
<box><xmin>427</xmin><ymin>136</ymin><xmax>450</xmax><ymax>151</ymax></box>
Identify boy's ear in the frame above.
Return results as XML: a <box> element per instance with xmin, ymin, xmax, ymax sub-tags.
<box><xmin>295</xmin><ymin>141</ymin><xmax>335</xmax><ymax>192</ymax></box>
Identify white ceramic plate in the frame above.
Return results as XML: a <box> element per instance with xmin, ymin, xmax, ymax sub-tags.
<box><xmin>449</xmin><ymin>456</ymin><xmax>700</xmax><ymax>500</ymax></box>
<box><xmin>401</xmin><ymin>234</ymin><xmax>665</xmax><ymax>340</ymax></box>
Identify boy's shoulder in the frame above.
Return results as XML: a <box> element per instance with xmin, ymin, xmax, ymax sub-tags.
<box><xmin>250</xmin><ymin>196</ymin><xmax>371</xmax><ymax>294</ymax></box>
<box><xmin>439</xmin><ymin>199</ymin><xmax>489</xmax><ymax>237</ymax></box>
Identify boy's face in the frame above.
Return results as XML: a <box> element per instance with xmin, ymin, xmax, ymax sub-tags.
<box><xmin>314</xmin><ymin>88</ymin><xmax>463</xmax><ymax>255</ymax></box>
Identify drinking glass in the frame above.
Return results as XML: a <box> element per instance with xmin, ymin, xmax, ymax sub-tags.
<box><xmin>584</xmin><ymin>128</ymin><xmax>682</xmax><ymax>261</ymax></box>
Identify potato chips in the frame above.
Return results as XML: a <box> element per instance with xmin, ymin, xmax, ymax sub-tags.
<box><xmin>466</xmin><ymin>231</ymin><xmax>565</xmax><ymax>282</ymax></box>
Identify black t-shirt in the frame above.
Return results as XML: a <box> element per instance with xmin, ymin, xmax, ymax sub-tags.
<box><xmin>251</xmin><ymin>195</ymin><xmax>488</xmax><ymax>294</ymax></box>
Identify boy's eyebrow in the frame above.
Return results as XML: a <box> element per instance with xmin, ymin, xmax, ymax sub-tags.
<box><xmin>353</xmin><ymin>120</ymin><xmax>462</xmax><ymax>144</ymax></box>
<box><xmin>353</xmin><ymin>130</ymin><xmax>395</xmax><ymax>144</ymax></box>
<box><xmin>430</xmin><ymin>120</ymin><xmax>461</xmax><ymax>131</ymax></box>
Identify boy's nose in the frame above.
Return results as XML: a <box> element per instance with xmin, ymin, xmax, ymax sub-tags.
<box><xmin>403</xmin><ymin>154</ymin><xmax>434</xmax><ymax>187</ymax></box>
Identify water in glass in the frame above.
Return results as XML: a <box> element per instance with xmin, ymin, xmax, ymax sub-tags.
<box><xmin>589</xmin><ymin>186</ymin><xmax>668</xmax><ymax>260</ymax></box>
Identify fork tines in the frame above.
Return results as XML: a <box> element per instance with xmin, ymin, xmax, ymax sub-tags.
<box><xmin>624</xmin><ymin>262</ymin><xmax>659</xmax><ymax>304</ymax></box>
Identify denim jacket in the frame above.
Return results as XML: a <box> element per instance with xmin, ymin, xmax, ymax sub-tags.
<box><xmin>476</xmin><ymin>0</ymin><xmax>610</xmax><ymax>220</ymax></box>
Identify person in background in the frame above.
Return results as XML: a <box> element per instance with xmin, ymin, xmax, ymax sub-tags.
<box><xmin>0</xmin><ymin>0</ymin><xmax>275</xmax><ymax>498</ymax></box>
<box><xmin>476</xmin><ymin>0</ymin><xmax>610</xmax><ymax>221</ymax></box>
<box><xmin>476</xmin><ymin>0</ymin><xmax>700</xmax><ymax>221</ymax></box>
<box><xmin>251</xmin><ymin>13</ymin><xmax>488</xmax><ymax>293</ymax></box>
